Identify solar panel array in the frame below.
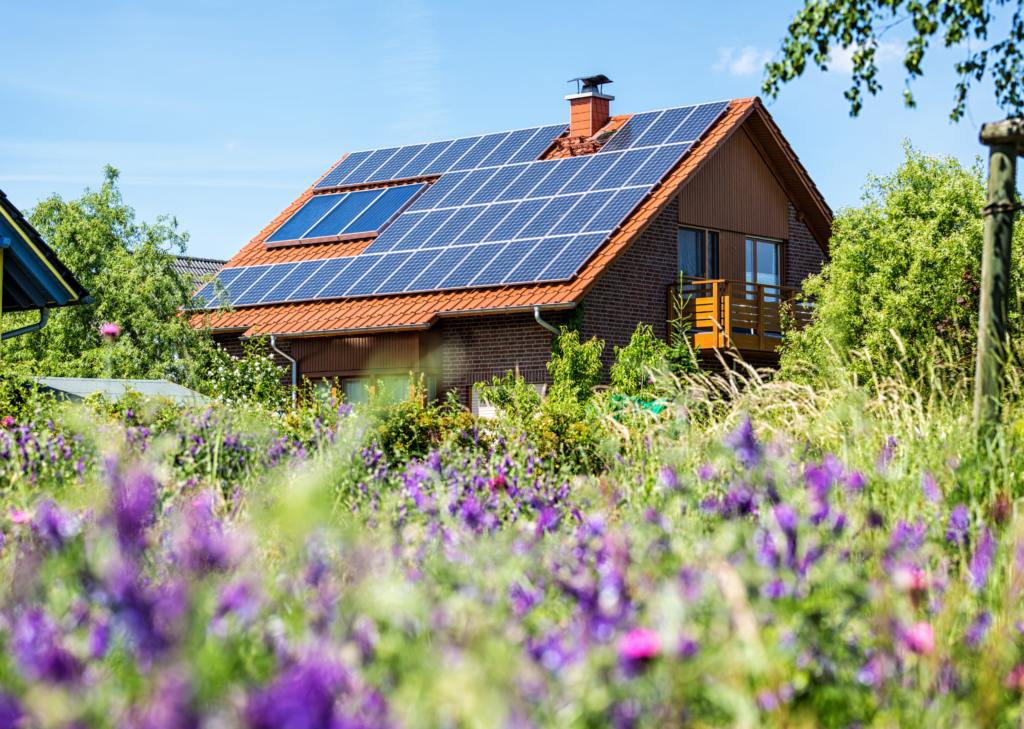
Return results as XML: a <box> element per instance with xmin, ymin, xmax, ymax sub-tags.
<box><xmin>265</xmin><ymin>183</ymin><xmax>425</xmax><ymax>245</ymax></box>
<box><xmin>313</xmin><ymin>124</ymin><xmax>568</xmax><ymax>190</ymax></box>
<box><xmin>192</xmin><ymin>101</ymin><xmax>731</xmax><ymax>309</ymax></box>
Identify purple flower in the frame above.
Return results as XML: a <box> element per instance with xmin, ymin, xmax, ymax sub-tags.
<box><xmin>966</xmin><ymin>611</ymin><xmax>992</xmax><ymax>648</ymax></box>
<box><xmin>111</xmin><ymin>462</ymin><xmax>158</xmax><ymax>551</ymax></box>
<box><xmin>536</xmin><ymin>507</ymin><xmax>561</xmax><ymax>535</ymax></box>
<box><xmin>947</xmin><ymin>505</ymin><xmax>970</xmax><ymax>547</ymax></box>
<box><xmin>921</xmin><ymin>470</ymin><xmax>943</xmax><ymax>502</ymax></box>
<box><xmin>128</xmin><ymin>672</ymin><xmax>197</xmax><ymax>729</ymax></box>
<box><xmin>11</xmin><ymin>610</ymin><xmax>81</xmax><ymax>683</ymax></box>
<box><xmin>99</xmin><ymin>322</ymin><xmax>121</xmax><ymax>337</ymax></box>
<box><xmin>902</xmin><ymin>621</ymin><xmax>935</xmax><ymax>655</ymax></box>
<box><xmin>754</xmin><ymin>529</ymin><xmax>779</xmax><ymax>568</ymax></box>
<box><xmin>177</xmin><ymin>491</ymin><xmax>237</xmax><ymax>573</ymax></box>
<box><xmin>698</xmin><ymin>464</ymin><xmax>716</xmax><ymax>481</ymax></box>
<box><xmin>762</xmin><ymin>579</ymin><xmax>790</xmax><ymax>599</ymax></box>
<box><xmin>724</xmin><ymin>418</ymin><xmax>762</xmax><ymax>468</ymax></box>
<box><xmin>32</xmin><ymin>499</ymin><xmax>78</xmax><ymax>550</ymax></box>
<box><xmin>89</xmin><ymin>616</ymin><xmax>110</xmax><ymax>659</ymax></box>
<box><xmin>509</xmin><ymin>581</ymin><xmax>543</xmax><ymax>617</ymax></box>
<box><xmin>757</xmin><ymin>690</ymin><xmax>779</xmax><ymax>712</ymax></box>
<box><xmin>843</xmin><ymin>471</ymin><xmax>866</xmax><ymax>492</ymax></box>
<box><xmin>677</xmin><ymin>636</ymin><xmax>700</xmax><ymax>659</ymax></box>
<box><xmin>857</xmin><ymin>656</ymin><xmax>884</xmax><ymax>686</ymax></box>
<box><xmin>246</xmin><ymin>654</ymin><xmax>349</xmax><ymax>729</ymax></box>
<box><xmin>0</xmin><ymin>693</ymin><xmax>23</xmax><ymax>729</ymax></box>
<box><xmin>876</xmin><ymin>436</ymin><xmax>898</xmax><ymax>472</ymax></box>
<box><xmin>658</xmin><ymin>466</ymin><xmax>681</xmax><ymax>491</ymax></box>
<box><xmin>619</xmin><ymin>629</ymin><xmax>660</xmax><ymax>660</ymax></box>
<box><xmin>969</xmin><ymin>527</ymin><xmax>997</xmax><ymax>592</ymax></box>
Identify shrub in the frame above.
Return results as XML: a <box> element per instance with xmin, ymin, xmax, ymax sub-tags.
<box><xmin>611</xmin><ymin>323</ymin><xmax>672</xmax><ymax>398</ymax></box>
<box><xmin>366</xmin><ymin>378</ymin><xmax>477</xmax><ymax>460</ymax></box>
<box><xmin>205</xmin><ymin>337</ymin><xmax>288</xmax><ymax>409</ymax></box>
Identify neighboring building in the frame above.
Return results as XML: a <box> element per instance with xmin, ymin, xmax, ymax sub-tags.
<box><xmin>172</xmin><ymin>255</ymin><xmax>227</xmax><ymax>289</ymax></box>
<box><xmin>1</xmin><ymin>188</ymin><xmax>90</xmax><ymax>340</ymax></box>
<box><xmin>190</xmin><ymin>79</ymin><xmax>831</xmax><ymax>410</ymax></box>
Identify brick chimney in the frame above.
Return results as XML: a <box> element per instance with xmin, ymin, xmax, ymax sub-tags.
<box><xmin>566</xmin><ymin>75</ymin><xmax>614</xmax><ymax>138</ymax></box>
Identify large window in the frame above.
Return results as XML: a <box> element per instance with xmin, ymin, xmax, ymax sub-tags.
<box><xmin>678</xmin><ymin>227</ymin><xmax>719</xmax><ymax>279</ymax></box>
<box><xmin>745</xmin><ymin>239</ymin><xmax>781</xmax><ymax>286</ymax></box>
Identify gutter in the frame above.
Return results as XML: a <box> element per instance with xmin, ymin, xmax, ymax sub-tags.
<box><xmin>268</xmin><ymin>334</ymin><xmax>297</xmax><ymax>406</ymax></box>
<box><xmin>533</xmin><ymin>306</ymin><xmax>560</xmax><ymax>336</ymax></box>
<box><xmin>2</xmin><ymin>306</ymin><xmax>49</xmax><ymax>341</ymax></box>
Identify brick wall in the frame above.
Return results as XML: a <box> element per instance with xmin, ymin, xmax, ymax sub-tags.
<box><xmin>579</xmin><ymin>197</ymin><xmax>680</xmax><ymax>376</ymax></box>
<box><xmin>786</xmin><ymin>202</ymin><xmax>828</xmax><ymax>288</ymax></box>
<box><xmin>211</xmin><ymin>331</ymin><xmax>295</xmax><ymax>389</ymax></box>
<box><xmin>440</xmin><ymin>311</ymin><xmax>573</xmax><ymax>406</ymax></box>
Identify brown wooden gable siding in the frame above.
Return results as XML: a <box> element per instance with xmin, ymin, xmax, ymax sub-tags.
<box><xmin>291</xmin><ymin>329</ymin><xmax>442</xmax><ymax>379</ymax></box>
<box><xmin>676</xmin><ymin>124</ymin><xmax>790</xmax><ymax>281</ymax></box>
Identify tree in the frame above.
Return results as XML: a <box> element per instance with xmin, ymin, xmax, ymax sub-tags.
<box><xmin>2</xmin><ymin>166</ymin><xmax>218</xmax><ymax>388</ymax></box>
<box><xmin>764</xmin><ymin>0</ymin><xmax>1024</xmax><ymax>120</ymax></box>
<box><xmin>781</xmin><ymin>142</ymin><xmax>1024</xmax><ymax>381</ymax></box>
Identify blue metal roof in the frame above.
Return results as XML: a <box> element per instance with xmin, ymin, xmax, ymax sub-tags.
<box><xmin>0</xmin><ymin>188</ymin><xmax>90</xmax><ymax>314</ymax></box>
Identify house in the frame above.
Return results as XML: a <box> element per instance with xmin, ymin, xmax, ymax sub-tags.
<box><xmin>1</xmin><ymin>188</ymin><xmax>91</xmax><ymax>340</ymax></box>
<box><xmin>190</xmin><ymin>78</ymin><xmax>831</xmax><ymax>411</ymax></box>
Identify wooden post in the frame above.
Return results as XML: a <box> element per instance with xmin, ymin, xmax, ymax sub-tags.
<box><xmin>757</xmin><ymin>284</ymin><xmax>766</xmax><ymax>351</ymax></box>
<box><xmin>722</xmin><ymin>281</ymin><xmax>731</xmax><ymax>349</ymax></box>
<box><xmin>974</xmin><ymin>120</ymin><xmax>1024</xmax><ymax>434</ymax></box>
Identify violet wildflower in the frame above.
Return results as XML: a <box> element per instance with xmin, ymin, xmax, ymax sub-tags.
<box><xmin>88</xmin><ymin>616</ymin><xmax>110</xmax><ymax>659</ymax></box>
<box><xmin>12</xmin><ymin>609</ymin><xmax>81</xmax><ymax>683</ymax></box>
<box><xmin>902</xmin><ymin>621</ymin><xmax>935</xmax><ymax>655</ymax></box>
<box><xmin>969</xmin><ymin>527</ymin><xmax>997</xmax><ymax>592</ymax></box>
<box><xmin>246</xmin><ymin>654</ymin><xmax>348</xmax><ymax>729</ymax></box>
<box><xmin>658</xmin><ymin>466</ymin><xmax>681</xmax><ymax>491</ymax></box>
<box><xmin>876</xmin><ymin>435</ymin><xmax>898</xmax><ymax>472</ymax></box>
<box><xmin>946</xmin><ymin>505</ymin><xmax>970</xmax><ymax>547</ymax></box>
<box><xmin>0</xmin><ymin>694</ymin><xmax>22</xmax><ymax>729</ymax></box>
<box><xmin>129</xmin><ymin>672</ymin><xmax>197</xmax><ymax>729</ymax></box>
<box><xmin>921</xmin><ymin>469</ymin><xmax>943</xmax><ymax>502</ymax></box>
<box><xmin>843</xmin><ymin>470</ymin><xmax>866</xmax><ymax>492</ymax></box>
<box><xmin>857</xmin><ymin>656</ymin><xmax>884</xmax><ymax>686</ymax></box>
<box><xmin>677</xmin><ymin>636</ymin><xmax>700</xmax><ymax>658</ymax></box>
<box><xmin>757</xmin><ymin>690</ymin><xmax>779</xmax><ymax>712</ymax></box>
<box><xmin>111</xmin><ymin>463</ymin><xmax>158</xmax><ymax>551</ymax></box>
<box><xmin>762</xmin><ymin>579</ymin><xmax>790</xmax><ymax>600</ymax></box>
<box><xmin>724</xmin><ymin>418</ymin><xmax>761</xmax><ymax>468</ymax></box>
<box><xmin>965</xmin><ymin>611</ymin><xmax>992</xmax><ymax>648</ymax></box>
<box><xmin>32</xmin><ymin>499</ymin><xmax>78</xmax><ymax>550</ymax></box>
<box><xmin>536</xmin><ymin>507</ymin><xmax>561</xmax><ymax>535</ymax></box>
<box><xmin>698</xmin><ymin>463</ymin><xmax>716</xmax><ymax>481</ymax></box>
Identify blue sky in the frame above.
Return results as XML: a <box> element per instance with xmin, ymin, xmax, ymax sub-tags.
<box><xmin>0</xmin><ymin>0</ymin><xmax>1010</xmax><ymax>261</ymax></box>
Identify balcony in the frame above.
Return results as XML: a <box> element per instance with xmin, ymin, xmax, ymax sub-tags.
<box><xmin>667</xmin><ymin>280</ymin><xmax>814</xmax><ymax>354</ymax></box>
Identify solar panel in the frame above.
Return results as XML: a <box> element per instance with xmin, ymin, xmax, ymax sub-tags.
<box><xmin>189</xmin><ymin>102</ymin><xmax>730</xmax><ymax>309</ymax></box>
<box><xmin>191</xmin><ymin>267</ymin><xmax>241</xmax><ymax>307</ymax></box>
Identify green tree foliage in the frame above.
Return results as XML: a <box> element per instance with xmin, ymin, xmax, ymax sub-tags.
<box><xmin>764</xmin><ymin>0</ymin><xmax>1024</xmax><ymax>119</ymax></box>
<box><xmin>611</xmin><ymin>324</ymin><xmax>671</xmax><ymax>398</ymax></box>
<box><xmin>2</xmin><ymin>166</ymin><xmax>217</xmax><ymax>388</ymax></box>
<box><xmin>781</xmin><ymin>143</ymin><xmax>1024</xmax><ymax>381</ymax></box>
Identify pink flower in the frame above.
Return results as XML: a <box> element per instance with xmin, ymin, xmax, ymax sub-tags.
<box><xmin>9</xmin><ymin>510</ymin><xmax>31</xmax><ymax>524</ymax></box>
<box><xmin>99</xmin><ymin>322</ymin><xmax>121</xmax><ymax>337</ymax></box>
<box><xmin>903</xmin><ymin>621</ymin><xmax>935</xmax><ymax>655</ymax></box>
<box><xmin>1</xmin><ymin>416</ymin><xmax>14</xmax><ymax>428</ymax></box>
<box><xmin>619</xmin><ymin>629</ymin><xmax>661</xmax><ymax>660</ymax></box>
<box><xmin>1005</xmin><ymin>664</ymin><xmax>1024</xmax><ymax>691</ymax></box>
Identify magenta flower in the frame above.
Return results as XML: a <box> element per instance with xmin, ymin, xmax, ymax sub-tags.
<box><xmin>9</xmin><ymin>510</ymin><xmax>30</xmax><ymax>524</ymax></box>
<box><xmin>0</xmin><ymin>416</ymin><xmax>13</xmax><ymax>428</ymax></box>
<box><xmin>99</xmin><ymin>322</ymin><xmax>121</xmax><ymax>337</ymax></box>
<box><xmin>619</xmin><ymin>628</ymin><xmax>661</xmax><ymax>660</ymax></box>
<box><xmin>1005</xmin><ymin>664</ymin><xmax>1024</xmax><ymax>691</ymax></box>
<box><xmin>902</xmin><ymin>621</ymin><xmax>935</xmax><ymax>655</ymax></box>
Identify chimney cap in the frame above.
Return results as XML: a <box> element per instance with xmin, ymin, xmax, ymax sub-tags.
<box><xmin>568</xmin><ymin>75</ymin><xmax>613</xmax><ymax>94</ymax></box>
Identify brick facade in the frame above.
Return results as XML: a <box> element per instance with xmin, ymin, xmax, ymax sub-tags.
<box><xmin>579</xmin><ymin>197</ymin><xmax>680</xmax><ymax>376</ymax></box>
<box><xmin>786</xmin><ymin>201</ymin><xmax>827</xmax><ymax>288</ymax></box>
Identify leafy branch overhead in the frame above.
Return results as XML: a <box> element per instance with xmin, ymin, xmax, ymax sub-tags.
<box><xmin>763</xmin><ymin>0</ymin><xmax>1024</xmax><ymax>119</ymax></box>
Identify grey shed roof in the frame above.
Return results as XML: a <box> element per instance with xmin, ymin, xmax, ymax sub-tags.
<box><xmin>34</xmin><ymin>377</ymin><xmax>211</xmax><ymax>405</ymax></box>
<box><xmin>172</xmin><ymin>256</ymin><xmax>226</xmax><ymax>287</ymax></box>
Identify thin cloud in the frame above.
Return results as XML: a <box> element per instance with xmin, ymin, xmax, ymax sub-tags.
<box><xmin>828</xmin><ymin>40</ymin><xmax>903</xmax><ymax>73</ymax></box>
<box><xmin>713</xmin><ymin>46</ymin><xmax>773</xmax><ymax>76</ymax></box>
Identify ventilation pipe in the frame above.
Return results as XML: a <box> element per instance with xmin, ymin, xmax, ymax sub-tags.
<box><xmin>2</xmin><ymin>306</ymin><xmax>49</xmax><ymax>341</ymax></box>
<box><xmin>269</xmin><ymin>334</ymin><xmax>297</xmax><ymax>406</ymax></box>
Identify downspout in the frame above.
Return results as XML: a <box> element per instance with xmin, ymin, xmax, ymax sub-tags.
<box><xmin>2</xmin><ymin>306</ymin><xmax>49</xmax><ymax>341</ymax></box>
<box><xmin>268</xmin><ymin>334</ymin><xmax>297</xmax><ymax>406</ymax></box>
<box><xmin>533</xmin><ymin>306</ymin><xmax>560</xmax><ymax>336</ymax></box>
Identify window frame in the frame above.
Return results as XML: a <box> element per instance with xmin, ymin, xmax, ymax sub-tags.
<box><xmin>677</xmin><ymin>226</ymin><xmax>720</xmax><ymax>280</ymax></box>
<box><xmin>744</xmin><ymin>237</ymin><xmax>784</xmax><ymax>287</ymax></box>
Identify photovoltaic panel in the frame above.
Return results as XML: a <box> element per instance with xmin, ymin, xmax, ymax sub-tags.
<box><xmin>372</xmin><ymin>145</ymin><xmax>426</xmax><ymax>181</ymax></box>
<box><xmin>407</xmin><ymin>246</ymin><xmax>474</xmax><ymax>291</ymax></box>
<box><xmin>409</xmin><ymin>171</ymin><xmax>469</xmax><ymax>211</ymax></box>
<box><xmin>346</xmin><ymin>252</ymin><xmax>409</xmax><ymax>297</ymax></box>
<box><xmin>508</xmin><ymin>124</ymin><xmax>566</xmax><ymax>164</ymax></box>
<box><xmin>479</xmin><ymin>128</ymin><xmax>534</xmax><ymax>168</ymax></box>
<box><xmin>260</xmin><ymin>260</ymin><xmax>324</xmax><ymax>304</ymax></box>
<box><xmin>377</xmin><ymin>248</ymin><xmax>443</xmax><ymax>293</ymax></box>
<box><xmin>265</xmin><ymin>195</ymin><xmax>342</xmax><ymax>243</ymax></box>
<box><xmin>316</xmin><ymin>151</ymin><xmax>374</xmax><ymax>189</ymax></box>
<box><xmin>350</xmin><ymin>184</ymin><xmax>425</xmax><ymax>233</ymax></box>
<box><xmin>189</xmin><ymin>102</ymin><xmax>732</xmax><ymax>309</ymax></box>
<box><xmin>288</xmin><ymin>258</ymin><xmax>351</xmax><ymax>301</ymax></box>
<box><xmin>454</xmin><ymin>133</ymin><xmax>509</xmax><ymax>170</ymax></box>
<box><xmin>550</xmin><ymin>191</ymin><xmax>615</xmax><ymax>236</ymax></box>
<box><xmin>305</xmin><ymin>190</ymin><xmax>383</xmax><ymax>239</ymax></box>
<box><xmin>191</xmin><ymin>267</ymin><xmax>241</xmax><ymax>307</ymax></box>
<box><xmin>319</xmin><ymin>255</ymin><xmax>382</xmax><ymax>298</ymax></box>
<box><xmin>600</xmin><ymin>111</ymin><xmax>661</xmax><ymax>152</ymax></box>
<box><xmin>343</xmin><ymin>147</ymin><xmax>399</xmax><ymax>185</ymax></box>
<box><xmin>224</xmin><ymin>266</ymin><xmax>271</xmax><ymax>303</ymax></box>
<box><xmin>527</xmin><ymin>156</ymin><xmax>589</xmax><ymax>198</ymax></box>
<box><xmin>362</xmin><ymin>211</ymin><xmax>425</xmax><ymax>254</ymax></box>
<box><xmin>472</xmin><ymin>238</ymin><xmax>540</xmax><ymax>286</ymax></box>
<box><xmin>422</xmin><ymin>137</ymin><xmax>481</xmax><ymax>175</ymax></box>
<box><xmin>466</xmin><ymin>164</ymin><xmax>526</xmax><ymax>205</ymax></box>
<box><xmin>440</xmin><ymin>243</ymin><xmax>505</xmax><ymax>289</ymax></box>
<box><xmin>667</xmin><ymin>101</ymin><xmax>730</xmax><ymax>144</ymax></box>
<box><xmin>541</xmin><ymin>233</ymin><xmax>608</xmax><ymax>280</ymax></box>
<box><xmin>233</xmin><ymin>262</ymin><xmax>298</xmax><ymax>306</ymax></box>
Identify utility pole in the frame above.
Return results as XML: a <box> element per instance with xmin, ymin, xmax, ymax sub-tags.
<box><xmin>974</xmin><ymin>120</ymin><xmax>1024</xmax><ymax>433</ymax></box>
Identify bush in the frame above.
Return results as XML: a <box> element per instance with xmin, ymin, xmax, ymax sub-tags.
<box><xmin>782</xmin><ymin>142</ymin><xmax>1024</xmax><ymax>384</ymax></box>
<box><xmin>205</xmin><ymin>337</ymin><xmax>288</xmax><ymax>410</ymax></box>
<box><xmin>366</xmin><ymin>378</ymin><xmax>477</xmax><ymax>460</ymax></box>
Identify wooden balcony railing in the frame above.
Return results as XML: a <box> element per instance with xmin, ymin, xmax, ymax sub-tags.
<box><xmin>667</xmin><ymin>280</ymin><xmax>814</xmax><ymax>353</ymax></box>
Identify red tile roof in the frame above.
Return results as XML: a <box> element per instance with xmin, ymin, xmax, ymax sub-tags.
<box><xmin>192</xmin><ymin>97</ymin><xmax>830</xmax><ymax>337</ymax></box>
